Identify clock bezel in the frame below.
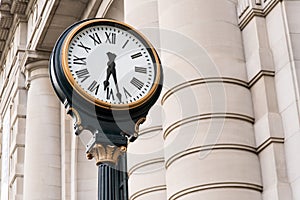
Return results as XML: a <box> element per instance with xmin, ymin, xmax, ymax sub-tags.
<box><xmin>61</xmin><ymin>18</ymin><xmax>161</xmax><ymax>110</ymax></box>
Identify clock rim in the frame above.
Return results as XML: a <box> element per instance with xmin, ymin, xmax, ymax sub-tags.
<box><xmin>61</xmin><ymin>18</ymin><xmax>161</xmax><ymax>110</ymax></box>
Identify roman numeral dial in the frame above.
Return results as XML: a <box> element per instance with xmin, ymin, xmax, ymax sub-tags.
<box><xmin>66</xmin><ymin>22</ymin><xmax>157</xmax><ymax>106</ymax></box>
<box><xmin>130</xmin><ymin>77</ymin><xmax>144</xmax><ymax>90</ymax></box>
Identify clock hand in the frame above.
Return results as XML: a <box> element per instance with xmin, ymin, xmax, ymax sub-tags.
<box><xmin>103</xmin><ymin>52</ymin><xmax>116</xmax><ymax>91</ymax></box>
<box><xmin>104</xmin><ymin>52</ymin><xmax>122</xmax><ymax>102</ymax></box>
<box><xmin>111</xmin><ymin>67</ymin><xmax>122</xmax><ymax>102</ymax></box>
<box><xmin>103</xmin><ymin>68</ymin><xmax>112</xmax><ymax>91</ymax></box>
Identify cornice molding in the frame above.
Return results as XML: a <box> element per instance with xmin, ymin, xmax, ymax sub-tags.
<box><xmin>0</xmin><ymin>0</ymin><xmax>30</xmax><ymax>63</ymax></box>
<box><xmin>11</xmin><ymin>0</ymin><xmax>29</xmax><ymax>15</ymax></box>
<box><xmin>237</xmin><ymin>0</ymin><xmax>282</xmax><ymax>30</ymax></box>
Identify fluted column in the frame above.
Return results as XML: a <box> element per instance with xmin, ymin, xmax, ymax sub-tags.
<box><xmin>158</xmin><ymin>0</ymin><xmax>263</xmax><ymax>199</ymax></box>
<box><xmin>124</xmin><ymin>1</ymin><xmax>167</xmax><ymax>200</ymax></box>
<box><xmin>23</xmin><ymin>60</ymin><xmax>61</xmax><ymax>200</ymax></box>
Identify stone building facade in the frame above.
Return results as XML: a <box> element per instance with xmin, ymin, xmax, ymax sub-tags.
<box><xmin>0</xmin><ymin>0</ymin><xmax>300</xmax><ymax>200</ymax></box>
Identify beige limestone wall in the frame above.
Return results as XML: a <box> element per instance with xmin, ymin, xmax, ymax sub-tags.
<box><xmin>158</xmin><ymin>0</ymin><xmax>263</xmax><ymax>199</ymax></box>
<box><xmin>75</xmin><ymin>140</ymin><xmax>98</xmax><ymax>200</ymax></box>
<box><xmin>0</xmin><ymin>13</ymin><xmax>28</xmax><ymax>200</ymax></box>
<box><xmin>266</xmin><ymin>1</ymin><xmax>300</xmax><ymax>199</ymax></box>
<box><xmin>9</xmin><ymin>69</ymin><xmax>27</xmax><ymax>200</ymax></box>
<box><xmin>0</xmin><ymin>67</ymin><xmax>27</xmax><ymax>200</ymax></box>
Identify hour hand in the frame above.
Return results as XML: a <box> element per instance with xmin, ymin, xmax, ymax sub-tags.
<box><xmin>111</xmin><ymin>68</ymin><xmax>122</xmax><ymax>102</ymax></box>
<box><xmin>103</xmin><ymin>68</ymin><xmax>111</xmax><ymax>91</ymax></box>
<box><xmin>116</xmin><ymin>92</ymin><xmax>122</xmax><ymax>103</ymax></box>
<box><xmin>103</xmin><ymin>80</ymin><xmax>109</xmax><ymax>91</ymax></box>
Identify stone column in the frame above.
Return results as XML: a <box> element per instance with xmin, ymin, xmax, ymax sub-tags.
<box><xmin>124</xmin><ymin>1</ymin><xmax>167</xmax><ymax>200</ymax></box>
<box><xmin>23</xmin><ymin>60</ymin><xmax>61</xmax><ymax>200</ymax></box>
<box><xmin>158</xmin><ymin>0</ymin><xmax>263</xmax><ymax>199</ymax></box>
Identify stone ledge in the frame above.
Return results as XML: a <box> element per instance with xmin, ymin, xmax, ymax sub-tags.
<box><xmin>165</xmin><ymin>144</ymin><xmax>258</xmax><ymax>169</ymax></box>
<box><xmin>130</xmin><ymin>185</ymin><xmax>167</xmax><ymax>200</ymax></box>
<box><xmin>164</xmin><ymin>113</ymin><xmax>255</xmax><ymax>140</ymax></box>
<box><xmin>257</xmin><ymin>137</ymin><xmax>284</xmax><ymax>153</ymax></box>
<box><xmin>138</xmin><ymin>125</ymin><xmax>162</xmax><ymax>136</ymax></box>
<box><xmin>161</xmin><ymin>77</ymin><xmax>249</xmax><ymax>105</ymax></box>
<box><xmin>128</xmin><ymin>157</ymin><xmax>165</xmax><ymax>176</ymax></box>
<box><xmin>248</xmin><ymin>70</ymin><xmax>275</xmax><ymax>88</ymax></box>
<box><xmin>168</xmin><ymin>182</ymin><xmax>262</xmax><ymax>200</ymax></box>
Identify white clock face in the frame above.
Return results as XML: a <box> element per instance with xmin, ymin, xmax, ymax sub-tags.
<box><xmin>63</xmin><ymin>22</ymin><xmax>159</xmax><ymax>107</ymax></box>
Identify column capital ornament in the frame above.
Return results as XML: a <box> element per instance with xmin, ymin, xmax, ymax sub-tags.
<box><xmin>87</xmin><ymin>144</ymin><xmax>127</xmax><ymax>165</ymax></box>
<box><xmin>21</xmin><ymin>50</ymin><xmax>51</xmax><ymax>89</ymax></box>
<box><xmin>23</xmin><ymin>59</ymin><xmax>49</xmax><ymax>89</ymax></box>
<box><xmin>20</xmin><ymin>50</ymin><xmax>51</xmax><ymax>73</ymax></box>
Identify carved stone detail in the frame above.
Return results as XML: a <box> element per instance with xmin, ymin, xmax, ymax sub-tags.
<box><xmin>11</xmin><ymin>0</ymin><xmax>29</xmax><ymax>14</ymax></box>
<box><xmin>0</xmin><ymin>11</ymin><xmax>13</xmax><ymax>29</ymax></box>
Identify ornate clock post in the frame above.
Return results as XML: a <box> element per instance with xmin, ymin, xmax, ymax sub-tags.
<box><xmin>49</xmin><ymin>18</ymin><xmax>163</xmax><ymax>200</ymax></box>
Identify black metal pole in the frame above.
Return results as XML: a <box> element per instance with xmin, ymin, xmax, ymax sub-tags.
<box><xmin>98</xmin><ymin>163</ymin><xmax>115</xmax><ymax>200</ymax></box>
<box><xmin>97</xmin><ymin>159</ymin><xmax>129</xmax><ymax>200</ymax></box>
<box><xmin>119</xmin><ymin>153</ymin><xmax>129</xmax><ymax>200</ymax></box>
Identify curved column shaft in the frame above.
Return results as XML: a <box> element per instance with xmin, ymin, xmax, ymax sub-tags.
<box><xmin>23</xmin><ymin>60</ymin><xmax>61</xmax><ymax>200</ymax></box>
<box><xmin>158</xmin><ymin>0</ymin><xmax>263</xmax><ymax>200</ymax></box>
<box><xmin>124</xmin><ymin>1</ymin><xmax>167</xmax><ymax>200</ymax></box>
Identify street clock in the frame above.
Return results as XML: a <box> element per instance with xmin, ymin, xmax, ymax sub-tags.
<box><xmin>50</xmin><ymin>18</ymin><xmax>163</xmax><ymax>146</ymax></box>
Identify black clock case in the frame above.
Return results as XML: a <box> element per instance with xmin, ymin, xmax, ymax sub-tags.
<box><xmin>49</xmin><ymin>19</ymin><xmax>163</xmax><ymax>146</ymax></box>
